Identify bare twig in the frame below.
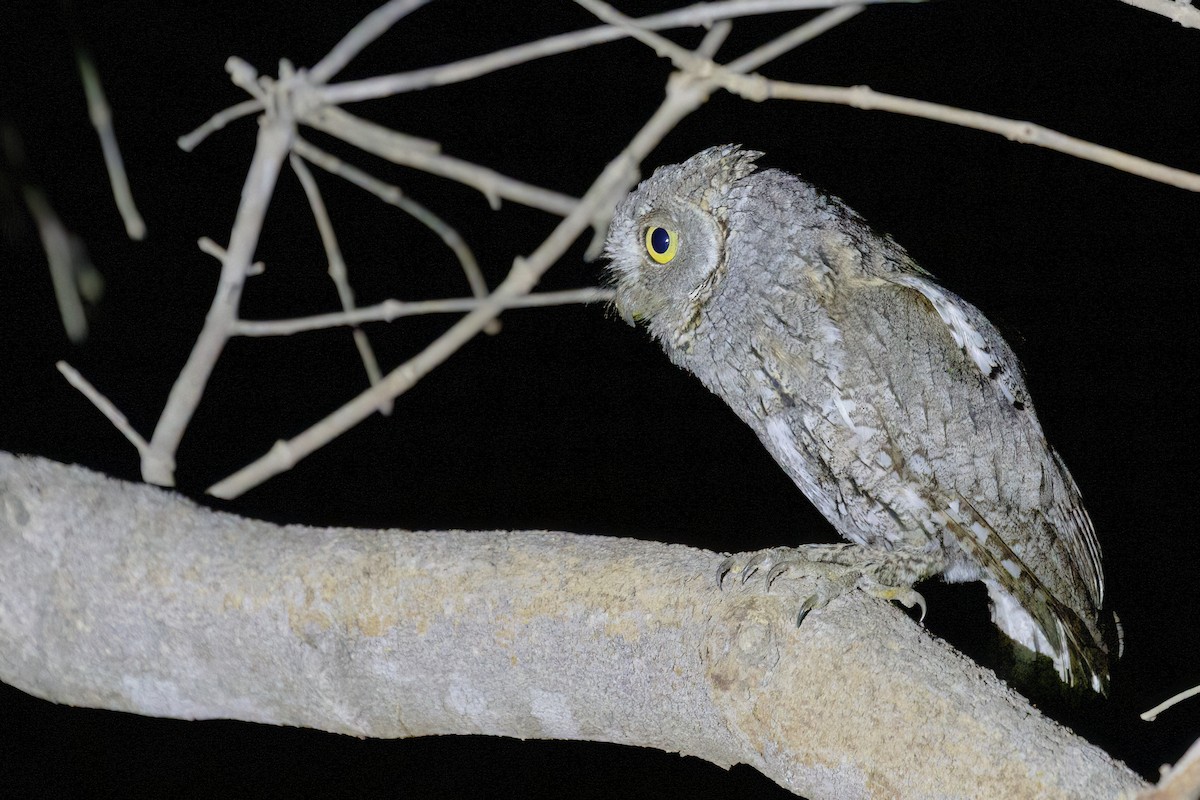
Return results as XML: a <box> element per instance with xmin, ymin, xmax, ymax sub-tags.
<box><xmin>289</xmin><ymin>153</ymin><xmax>392</xmax><ymax>414</ymax></box>
<box><xmin>232</xmin><ymin>288</ymin><xmax>615</xmax><ymax>337</ymax></box>
<box><xmin>577</xmin><ymin>0</ymin><xmax>1200</xmax><ymax>191</ymax></box>
<box><xmin>1118</xmin><ymin>0</ymin><xmax>1200</xmax><ymax>29</ymax></box>
<box><xmin>309</xmin><ymin>0</ymin><xmax>433</xmax><ymax>83</ymax></box>
<box><xmin>142</xmin><ymin>108</ymin><xmax>294</xmax><ymax>486</ymax></box>
<box><xmin>55</xmin><ymin>362</ymin><xmax>149</xmax><ymax>454</ymax></box>
<box><xmin>291</xmin><ymin>138</ymin><xmax>493</xmax><ymax>320</ymax></box>
<box><xmin>197</xmin><ymin>237</ymin><xmax>265</xmax><ymax>275</ymax></box>
<box><xmin>21</xmin><ymin>187</ymin><xmax>90</xmax><ymax>343</ymax></box>
<box><xmin>77</xmin><ymin>49</ymin><xmax>145</xmax><ymax>240</ymax></box>
<box><xmin>302</xmin><ymin>107</ymin><xmax>578</xmax><ymax>215</ymax></box>
<box><xmin>178</xmin><ymin>99</ymin><xmax>263</xmax><ymax>153</ymax></box>
<box><xmin>317</xmin><ymin>0</ymin><xmax>906</xmax><ymax>105</ymax></box>
<box><xmin>1142</xmin><ymin>683</ymin><xmax>1200</xmax><ymax>721</ymax></box>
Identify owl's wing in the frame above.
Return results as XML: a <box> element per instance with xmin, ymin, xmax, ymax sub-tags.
<box><xmin>875</xmin><ymin>272</ymin><xmax>1109</xmax><ymax>689</ymax></box>
<box><xmin>887</xmin><ymin>272</ymin><xmax>1104</xmax><ymax>607</ymax></box>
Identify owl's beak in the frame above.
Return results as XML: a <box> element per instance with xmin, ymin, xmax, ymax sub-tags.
<box><xmin>612</xmin><ymin>297</ymin><xmax>639</xmax><ymax>326</ymax></box>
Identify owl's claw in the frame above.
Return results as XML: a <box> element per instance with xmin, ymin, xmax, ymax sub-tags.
<box><xmin>715</xmin><ymin>545</ymin><xmax>932</xmax><ymax>626</ymax></box>
<box><xmin>716</xmin><ymin>549</ymin><xmax>797</xmax><ymax>589</ymax></box>
<box><xmin>795</xmin><ymin>591</ymin><xmax>828</xmax><ymax>626</ymax></box>
<box><xmin>859</xmin><ymin>581</ymin><xmax>927</xmax><ymax>624</ymax></box>
<box><xmin>716</xmin><ymin>556</ymin><xmax>735</xmax><ymax>588</ymax></box>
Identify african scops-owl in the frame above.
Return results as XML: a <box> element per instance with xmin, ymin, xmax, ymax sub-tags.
<box><xmin>603</xmin><ymin>145</ymin><xmax>1110</xmax><ymax>692</ymax></box>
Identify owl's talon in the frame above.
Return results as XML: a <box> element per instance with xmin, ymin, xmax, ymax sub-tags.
<box><xmin>860</xmin><ymin>581</ymin><xmax>928</xmax><ymax>624</ymax></box>
<box><xmin>795</xmin><ymin>593</ymin><xmax>825</xmax><ymax>626</ymax></box>
<box><xmin>764</xmin><ymin>562</ymin><xmax>792</xmax><ymax>590</ymax></box>
<box><xmin>716</xmin><ymin>556</ymin><xmax>736</xmax><ymax>588</ymax></box>
<box><xmin>738</xmin><ymin>551</ymin><xmax>775</xmax><ymax>584</ymax></box>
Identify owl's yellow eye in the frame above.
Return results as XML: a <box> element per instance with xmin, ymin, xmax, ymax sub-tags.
<box><xmin>645</xmin><ymin>226</ymin><xmax>678</xmax><ymax>264</ymax></box>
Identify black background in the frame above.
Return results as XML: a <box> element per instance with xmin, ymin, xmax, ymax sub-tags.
<box><xmin>2</xmin><ymin>1</ymin><xmax>1198</xmax><ymax>797</ymax></box>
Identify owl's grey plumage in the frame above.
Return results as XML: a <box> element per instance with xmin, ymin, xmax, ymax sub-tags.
<box><xmin>604</xmin><ymin>145</ymin><xmax>1110</xmax><ymax>692</ymax></box>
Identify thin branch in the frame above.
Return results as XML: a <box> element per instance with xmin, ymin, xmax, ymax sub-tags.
<box><xmin>56</xmin><ymin>362</ymin><xmax>149</xmax><ymax>454</ymax></box>
<box><xmin>178</xmin><ymin>99</ymin><xmax>263</xmax><ymax>153</ymax></box>
<box><xmin>77</xmin><ymin>49</ymin><xmax>145</xmax><ymax>240</ymax></box>
<box><xmin>1118</xmin><ymin>0</ymin><xmax>1200</xmax><ymax>28</ymax></box>
<box><xmin>197</xmin><ymin>237</ymin><xmax>265</xmax><ymax>275</ymax></box>
<box><xmin>308</xmin><ymin>0</ymin><xmax>433</xmax><ymax>83</ymax></box>
<box><xmin>1141</xmin><ymin>682</ymin><xmax>1200</xmax><ymax>721</ymax></box>
<box><xmin>291</xmin><ymin>137</ymin><xmax>497</xmax><ymax>335</ymax></box>
<box><xmin>21</xmin><ymin>186</ymin><xmax>90</xmax><ymax>343</ymax></box>
<box><xmin>726</xmin><ymin>3</ymin><xmax>864</xmax><ymax>72</ymax></box>
<box><xmin>289</xmin><ymin>153</ymin><xmax>392</xmax><ymax>414</ymax></box>
<box><xmin>757</xmin><ymin>82</ymin><xmax>1200</xmax><ymax>191</ymax></box>
<box><xmin>577</xmin><ymin>0</ymin><xmax>1200</xmax><ymax>192</ymax></box>
<box><xmin>317</xmin><ymin>0</ymin><xmax>912</xmax><ymax>106</ymax></box>
<box><xmin>301</xmin><ymin>106</ymin><xmax>579</xmax><ymax>215</ymax></box>
<box><xmin>143</xmin><ymin>111</ymin><xmax>294</xmax><ymax>486</ymax></box>
<box><xmin>695</xmin><ymin>20</ymin><xmax>733</xmax><ymax>58</ymax></box>
<box><xmin>232</xmin><ymin>288</ymin><xmax>615</xmax><ymax>337</ymax></box>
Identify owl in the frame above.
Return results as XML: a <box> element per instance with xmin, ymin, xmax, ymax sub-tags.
<box><xmin>603</xmin><ymin>145</ymin><xmax>1111</xmax><ymax>692</ymax></box>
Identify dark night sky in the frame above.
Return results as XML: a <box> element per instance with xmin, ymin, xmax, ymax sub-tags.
<box><xmin>2</xmin><ymin>1</ymin><xmax>1199</xmax><ymax>797</ymax></box>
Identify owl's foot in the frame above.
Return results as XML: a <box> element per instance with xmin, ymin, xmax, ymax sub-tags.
<box><xmin>716</xmin><ymin>544</ymin><xmax>934</xmax><ymax>625</ymax></box>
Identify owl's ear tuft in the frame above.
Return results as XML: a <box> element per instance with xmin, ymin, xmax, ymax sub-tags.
<box><xmin>692</xmin><ymin>144</ymin><xmax>763</xmax><ymax>187</ymax></box>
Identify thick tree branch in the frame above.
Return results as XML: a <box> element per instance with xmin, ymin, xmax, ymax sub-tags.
<box><xmin>0</xmin><ymin>453</ymin><xmax>1145</xmax><ymax>799</ymax></box>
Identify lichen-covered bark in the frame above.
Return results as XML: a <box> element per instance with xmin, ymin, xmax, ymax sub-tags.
<box><xmin>0</xmin><ymin>453</ymin><xmax>1145</xmax><ymax>799</ymax></box>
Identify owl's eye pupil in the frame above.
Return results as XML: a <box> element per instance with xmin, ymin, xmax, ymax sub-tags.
<box><xmin>644</xmin><ymin>226</ymin><xmax>678</xmax><ymax>264</ymax></box>
<box><xmin>649</xmin><ymin>227</ymin><xmax>671</xmax><ymax>254</ymax></box>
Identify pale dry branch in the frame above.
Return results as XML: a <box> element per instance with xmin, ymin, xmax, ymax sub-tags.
<box><xmin>178</xmin><ymin>99</ymin><xmax>263</xmax><ymax>152</ymax></box>
<box><xmin>0</xmin><ymin>453</ymin><xmax>1149</xmax><ymax>799</ymax></box>
<box><xmin>289</xmin><ymin>152</ymin><xmax>391</xmax><ymax>413</ymax></box>
<box><xmin>77</xmin><ymin>50</ymin><xmax>145</xmax><ymax>240</ymax></box>
<box><xmin>302</xmin><ymin>107</ymin><xmax>578</xmax><ymax>215</ymax></box>
<box><xmin>197</xmin><ymin>236</ymin><xmax>265</xmax><ymax>275</ymax></box>
<box><xmin>291</xmin><ymin>137</ymin><xmax>495</xmax><ymax>331</ymax></box>
<box><xmin>308</xmin><ymin>0</ymin><xmax>433</xmax><ymax>83</ymax></box>
<box><xmin>21</xmin><ymin>187</ymin><xmax>90</xmax><ymax>343</ymax></box>
<box><xmin>577</xmin><ymin>0</ymin><xmax>1200</xmax><ymax>191</ymax></box>
<box><xmin>1118</xmin><ymin>0</ymin><xmax>1200</xmax><ymax>29</ymax></box>
<box><xmin>1142</xmin><ymin>683</ymin><xmax>1200</xmax><ymax>721</ymax></box>
<box><xmin>317</xmin><ymin>0</ymin><xmax>902</xmax><ymax>106</ymax></box>
<box><xmin>756</xmin><ymin>82</ymin><xmax>1200</xmax><ymax>191</ymax></box>
<box><xmin>232</xmin><ymin>288</ymin><xmax>615</xmax><ymax>337</ymax></box>
<box><xmin>55</xmin><ymin>362</ymin><xmax>149</xmax><ymax>455</ymax></box>
<box><xmin>141</xmin><ymin>116</ymin><xmax>295</xmax><ymax>486</ymax></box>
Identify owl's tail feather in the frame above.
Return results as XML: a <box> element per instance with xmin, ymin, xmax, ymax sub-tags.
<box><xmin>944</xmin><ymin>496</ymin><xmax>1111</xmax><ymax>694</ymax></box>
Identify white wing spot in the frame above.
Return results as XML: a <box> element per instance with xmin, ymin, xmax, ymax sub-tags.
<box><xmin>894</xmin><ymin>275</ymin><xmax>1016</xmax><ymax>403</ymax></box>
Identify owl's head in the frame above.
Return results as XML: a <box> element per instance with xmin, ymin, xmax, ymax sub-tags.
<box><xmin>603</xmin><ymin>145</ymin><xmax>762</xmax><ymax>344</ymax></box>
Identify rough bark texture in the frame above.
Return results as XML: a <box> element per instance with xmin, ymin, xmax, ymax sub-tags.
<box><xmin>0</xmin><ymin>452</ymin><xmax>1145</xmax><ymax>799</ymax></box>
